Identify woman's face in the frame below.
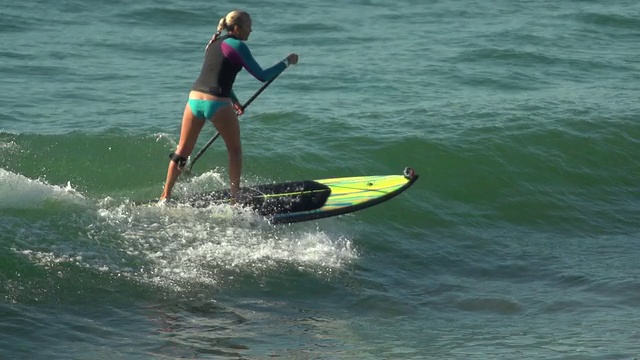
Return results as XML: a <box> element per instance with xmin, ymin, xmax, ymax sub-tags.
<box><xmin>235</xmin><ymin>16</ymin><xmax>252</xmax><ymax>41</ymax></box>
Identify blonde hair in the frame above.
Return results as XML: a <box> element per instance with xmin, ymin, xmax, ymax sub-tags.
<box><xmin>205</xmin><ymin>10</ymin><xmax>251</xmax><ymax>52</ymax></box>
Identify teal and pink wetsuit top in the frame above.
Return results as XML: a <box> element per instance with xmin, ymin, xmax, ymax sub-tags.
<box><xmin>191</xmin><ymin>35</ymin><xmax>286</xmax><ymax>99</ymax></box>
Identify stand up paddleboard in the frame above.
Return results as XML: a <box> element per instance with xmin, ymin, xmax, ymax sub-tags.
<box><xmin>149</xmin><ymin>167</ymin><xmax>418</xmax><ymax>224</ymax></box>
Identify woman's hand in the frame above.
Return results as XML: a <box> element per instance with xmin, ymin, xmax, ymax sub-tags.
<box><xmin>287</xmin><ymin>53</ymin><xmax>299</xmax><ymax>65</ymax></box>
<box><xmin>233</xmin><ymin>101</ymin><xmax>244</xmax><ymax>115</ymax></box>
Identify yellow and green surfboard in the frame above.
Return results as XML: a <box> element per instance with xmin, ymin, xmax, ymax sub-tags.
<box><xmin>180</xmin><ymin>167</ymin><xmax>419</xmax><ymax>224</ymax></box>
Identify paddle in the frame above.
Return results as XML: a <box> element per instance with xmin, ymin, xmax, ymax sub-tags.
<box><xmin>184</xmin><ymin>72</ymin><xmax>282</xmax><ymax>174</ymax></box>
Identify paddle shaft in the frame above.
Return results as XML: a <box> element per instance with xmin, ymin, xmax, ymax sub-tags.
<box><xmin>186</xmin><ymin>72</ymin><xmax>282</xmax><ymax>172</ymax></box>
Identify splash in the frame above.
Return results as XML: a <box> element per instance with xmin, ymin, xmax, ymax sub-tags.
<box><xmin>3</xmin><ymin>169</ymin><xmax>358</xmax><ymax>292</ymax></box>
<box><xmin>96</xmin><ymin>199</ymin><xmax>357</xmax><ymax>290</ymax></box>
<box><xmin>0</xmin><ymin>140</ymin><xmax>19</xmax><ymax>151</ymax></box>
<box><xmin>0</xmin><ymin>168</ymin><xmax>85</xmax><ymax>209</ymax></box>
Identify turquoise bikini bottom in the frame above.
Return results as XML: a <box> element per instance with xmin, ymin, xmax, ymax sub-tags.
<box><xmin>188</xmin><ymin>98</ymin><xmax>231</xmax><ymax>120</ymax></box>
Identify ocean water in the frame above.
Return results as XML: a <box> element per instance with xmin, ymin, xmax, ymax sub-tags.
<box><xmin>1</xmin><ymin>0</ymin><xmax>640</xmax><ymax>358</ymax></box>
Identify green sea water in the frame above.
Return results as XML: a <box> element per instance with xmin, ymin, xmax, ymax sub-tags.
<box><xmin>1</xmin><ymin>0</ymin><xmax>640</xmax><ymax>358</ymax></box>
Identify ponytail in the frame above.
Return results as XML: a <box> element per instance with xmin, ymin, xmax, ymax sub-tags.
<box><xmin>205</xmin><ymin>16</ymin><xmax>227</xmax><ymax>52</ymax></box>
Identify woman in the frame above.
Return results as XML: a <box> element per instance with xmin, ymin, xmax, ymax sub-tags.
<box><xmin>160</xmin><ymin>10</ymin><xmax>299</xmax><ymax>201</ymax></box>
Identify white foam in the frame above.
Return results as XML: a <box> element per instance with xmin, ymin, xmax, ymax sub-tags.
<box><xmin>154</xmin><ymin>132</ymin><xmax>176</xmax><ymax>146</ymax></box>
<box><xmin>181</xmin><ymin>168</ymin><xmax>273</xmax><ymax>194</ymax></box>
<box><xmin>0</xmin><ymin>168</ymin><xmax>85</xmax><ymax>209</ymax></box>
<box><xmin>96</xmin><ymin>200</ymin><xmax>358</xmax><ymax>290</ymax></box>
<box><xmin>182</xmin><ymin>168</ymin><xmax>228</xmax><ymax>194</ymax></box>
<box><xmin>3</xmin><ymin>167</ymin><xmax>357</xmax><ymax>291</ymax></box>
<box><xmin>0</xmin><ymin>140</ymin><xmax>19</xmax><ymax>151</ymax></box>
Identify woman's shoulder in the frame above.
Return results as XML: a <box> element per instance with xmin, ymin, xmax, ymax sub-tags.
<box><xmin>222</xmin><ymin>36</ymin><xmax>246</xmax><ymax>48</ymax></box>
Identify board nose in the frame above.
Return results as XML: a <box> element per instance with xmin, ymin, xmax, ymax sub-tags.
<box><xmin>403</xmin><ymin>167</ymin><xmax>416</xmax><ymax>179</ymax></box>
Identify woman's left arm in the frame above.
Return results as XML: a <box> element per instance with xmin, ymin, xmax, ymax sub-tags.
<box><xmin>234</xmin><ymin>41</ymin><xmax>287</xmax><ymax>82</ymax></box>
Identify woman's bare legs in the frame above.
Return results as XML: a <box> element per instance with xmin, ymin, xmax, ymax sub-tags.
<box><xmin>160</xmin><ymin>104</ymin><xmax>205</xmax><ymax>200</ymax></box>
<box><xmin>211</xmin><ymin>104</ymin><xmax>242</xmax><ymax>200</ymax></box>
